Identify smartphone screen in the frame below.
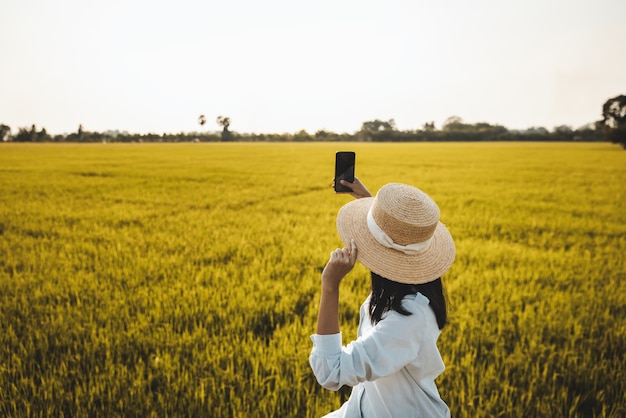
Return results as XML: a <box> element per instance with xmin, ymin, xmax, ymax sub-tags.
<box><xmin>334</xmin><ymin>151</ymin><xmax>356</xmax><ymax>193</ymax></box>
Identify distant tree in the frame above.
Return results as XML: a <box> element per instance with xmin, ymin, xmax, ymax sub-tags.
<box><xmin>442</xmin><ymin>116</ymin><xmax>465</xmax><ymax>131</ymax></box>
<box><xmin>573</xmin><ymin>123</ymin><xmax>602</xmax><ymax>142</ymax></box>
<box><xmin>361</xmin><ymin>119</ymin><xmax>396</xmax><ymax>132</ymax></box>
<box><xmin>0</xmin><ymin>124</ymin><xmax>10</xmax><ymax>141</ymax></box>
<box><xmin>524</xmin><ymin>126</ymin><xmax>549</xmax><ymax>135</ymax></box>
<box><xmin>37</xmin><ymin>127</ymin><xmax>51</xmax><ymax>142</ymax></box>
<box><xmin>14</xmin><ymin>125</ymin><xmax>37</xmax><ymax>142</ymax></box>
<box><xmin>216</xmin><ymin>116</ymin><xmax>232</xmax><ymax>141</ymax></box>
<box><xmin>65</xmin><ymin>124</ymin><xmax>86</xmax><ymax>142</ymax></box>
<box><xmin>422</xmin><ymin>121</ymin><xmax>436</xmax><ymax>131</ymax></box>
<box><xmin>475</xmin><ymin>123</ymin><xmax>508</xmax><ymax>140</ymax></box>
<box><xmin>601</xmin><ymin>95</ymin><xmax>626</xmax><ymax>149</ymax></box>
<box><xmin>552</xmin><ymin>125</ymin><xmax>574</xmax><ymax>141</ymax></box>
<box><xmin>359</xmin><ymin>119</ymin><xmax>396</xmax><ymax>141</ymax></box>
<box><xmin>602</xmin><ymin>95</ymin><xmax>626</xmax><ymax>128</ymax></box>
<box><xmin>293</xmin><ymin>130</ymin><xmax>312</xmax><ymax>142</ymax></box>
<box><xmin>315</xmin><ymin>130</ymin><xmax>331</xmax><ymax>140</ymax></box>
<box><xmin>198</xmin><ymin>114</ymin><xmax>206</xmax><ymax>127</ymax></box>
<box><xmin>554</xmin><ymin>125</ymin><xmax>573</xmax><ymax>133</ymax></box>
<box><xmin>14</xmin><ymin>128</ymin><xmax>27</xmax><ymax>142</ymax></box>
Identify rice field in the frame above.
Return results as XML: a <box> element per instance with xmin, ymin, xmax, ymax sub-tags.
<box><xmin>0</xmin><ymin>142</ymin><xmax>625</xmax><ymax>417</ymax></box>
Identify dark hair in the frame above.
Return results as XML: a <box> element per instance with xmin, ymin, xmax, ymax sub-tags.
<box><xmin>369</xmin><ymin>272</ymin><xmax>447</xmax><ymax>330</ymax></box>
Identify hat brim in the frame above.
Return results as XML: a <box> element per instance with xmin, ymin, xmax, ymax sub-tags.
<box><xmin>336</xmin><ymin>197</ymin><xmax>456</xmax><ymax>284</ymax></box>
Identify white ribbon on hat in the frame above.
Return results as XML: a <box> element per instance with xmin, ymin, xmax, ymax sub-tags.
<box><xmin>366</xmin><ymin>207</ymin><xmax>433</xmax><ymax>255</ymax></box>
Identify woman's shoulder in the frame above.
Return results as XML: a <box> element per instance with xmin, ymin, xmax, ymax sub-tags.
<box><xmin>400</xmin><ymin>292</ymin><xmax>438</xmax><ymax>327</ymax></box>
<box><xmin>401</xmin><ymin>292</ymin><xmax>431</xmax><ymax>311</ymax></box>
<box><xmin>377</xmin><ymin>292</ymin><xmax>430</xmax><ymax>324</ymax></box>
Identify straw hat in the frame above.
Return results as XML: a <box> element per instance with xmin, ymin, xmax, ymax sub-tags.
<box><xmin>336</xmin><ymin>183</ymin><xmax>455</xmax><ymax>284</ymax></box>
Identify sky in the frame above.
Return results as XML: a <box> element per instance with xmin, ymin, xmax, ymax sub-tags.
<box><xmin>1</xmin><ymin>0</ymin><xmax>625</xmax><ymax>135</ymax></box>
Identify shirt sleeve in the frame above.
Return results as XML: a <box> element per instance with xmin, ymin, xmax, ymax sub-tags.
<box><xmin>309</xmin><ymin>301</ymin><xmax>427</xmax><ymax>391</ymax></box>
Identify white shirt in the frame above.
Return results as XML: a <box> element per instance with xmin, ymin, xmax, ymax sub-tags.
<box><xmin>309</xmin><ymin>292</ymin><xmax>451</xmax><ymax>418</ymax></box>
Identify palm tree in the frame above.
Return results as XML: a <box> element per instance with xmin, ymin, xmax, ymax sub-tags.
<box><xmin>216</xmin><ymin>116</ymin><xmax>230</xmax><ymax>131</ymax></box>
<box><xmin>216</xmin><ymin>116</ymin><xmax>232</xmax><ymax>141</ymax></box>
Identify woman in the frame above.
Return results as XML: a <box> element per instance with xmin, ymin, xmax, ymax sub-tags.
<box><xmin>309</xmin><ymin>179</ymin><xmax>455</xmax><ymax>417</ymax></box>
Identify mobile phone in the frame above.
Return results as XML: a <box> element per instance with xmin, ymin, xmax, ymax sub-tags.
<box><xmin>334</xmin><ymin>151</ymin><xmax>356</xmax><ymax>193</ymax></box>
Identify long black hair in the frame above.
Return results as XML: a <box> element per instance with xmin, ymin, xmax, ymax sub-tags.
<box><xmin>368</xmin><ymin>272</ymin><xmax>447</xmax><ymax>330</ymax></box>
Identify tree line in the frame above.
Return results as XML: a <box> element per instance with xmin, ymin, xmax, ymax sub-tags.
<box><xmin>2</xmin><ymin>95</ymin><xmax>624</xmax><ymax>148</ymax></box>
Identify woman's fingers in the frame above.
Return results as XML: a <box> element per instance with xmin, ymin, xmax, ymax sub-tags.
<box><xmin>349</xmin><ymin>239</ymin><xmax>357</xmax><ymax>263</ymax></box>
<box><xmin>330</xmin><ymin>248</ymin><xmax>348</xmax><ymax>261</ymax></box>
<box><xmin>329</xmin><ymin>240</ymin><xmax>357</xmax><ymax>263</ymax></box>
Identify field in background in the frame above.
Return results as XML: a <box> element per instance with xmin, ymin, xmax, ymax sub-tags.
<box><xmin>0</xmin><ymin>142</ymin><xmax>625</xmax><ymax>417</ymax></box>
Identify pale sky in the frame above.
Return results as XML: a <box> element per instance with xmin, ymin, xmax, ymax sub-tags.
<box><xmin>1</xmin><ymin>0</ymin><xmax>625</xmax><ymax>135</ymax></box>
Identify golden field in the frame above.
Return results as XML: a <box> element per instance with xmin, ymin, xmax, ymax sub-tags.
<box><xmin>0</xmin><ymin>142</ymin><xmax>625</xmax><ymax>417</ymax></box>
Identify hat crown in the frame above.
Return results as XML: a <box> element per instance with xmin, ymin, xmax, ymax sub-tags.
<box><xmin>335</xmin><ymin>182</ymin><xmax>456</xmax><ymax>284</ymax></box>
<box><xmin>372</xmin><ymin>183</ymin><xmax>440</xmax><ymax>246</ymax></box>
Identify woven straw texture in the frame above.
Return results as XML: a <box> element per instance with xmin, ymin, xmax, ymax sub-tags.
<box><xmin>336</xmin><ymin>184</ymin><xmax>455</xmax><ymax>284</ymax></box>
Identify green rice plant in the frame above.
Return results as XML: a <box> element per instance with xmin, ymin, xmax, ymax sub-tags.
<box><xmin>0</xmin><ymin>142</ymin><xmax>624</xmax><ymax>417</ymax></box>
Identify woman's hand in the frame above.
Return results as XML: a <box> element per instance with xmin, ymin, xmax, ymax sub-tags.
<box><xmin>316</xmin><ymin>240</ymin><xmax>358</xmax><ymax>335</ymax></box>
<box><xmin>338</xmin><ymin>178</ymin><xmax>372</xmax><ymax>199</ymax></box>
<box><xmin>321</xmin><ymin>240</ymin><xmax>358</xmax><ymax>290</ymax></box>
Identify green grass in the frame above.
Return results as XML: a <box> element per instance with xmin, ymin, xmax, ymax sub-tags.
<box><xmin>0</xmin><ymin>142</ymin><xmax>625</xmax><ymax>417</ymax></box>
